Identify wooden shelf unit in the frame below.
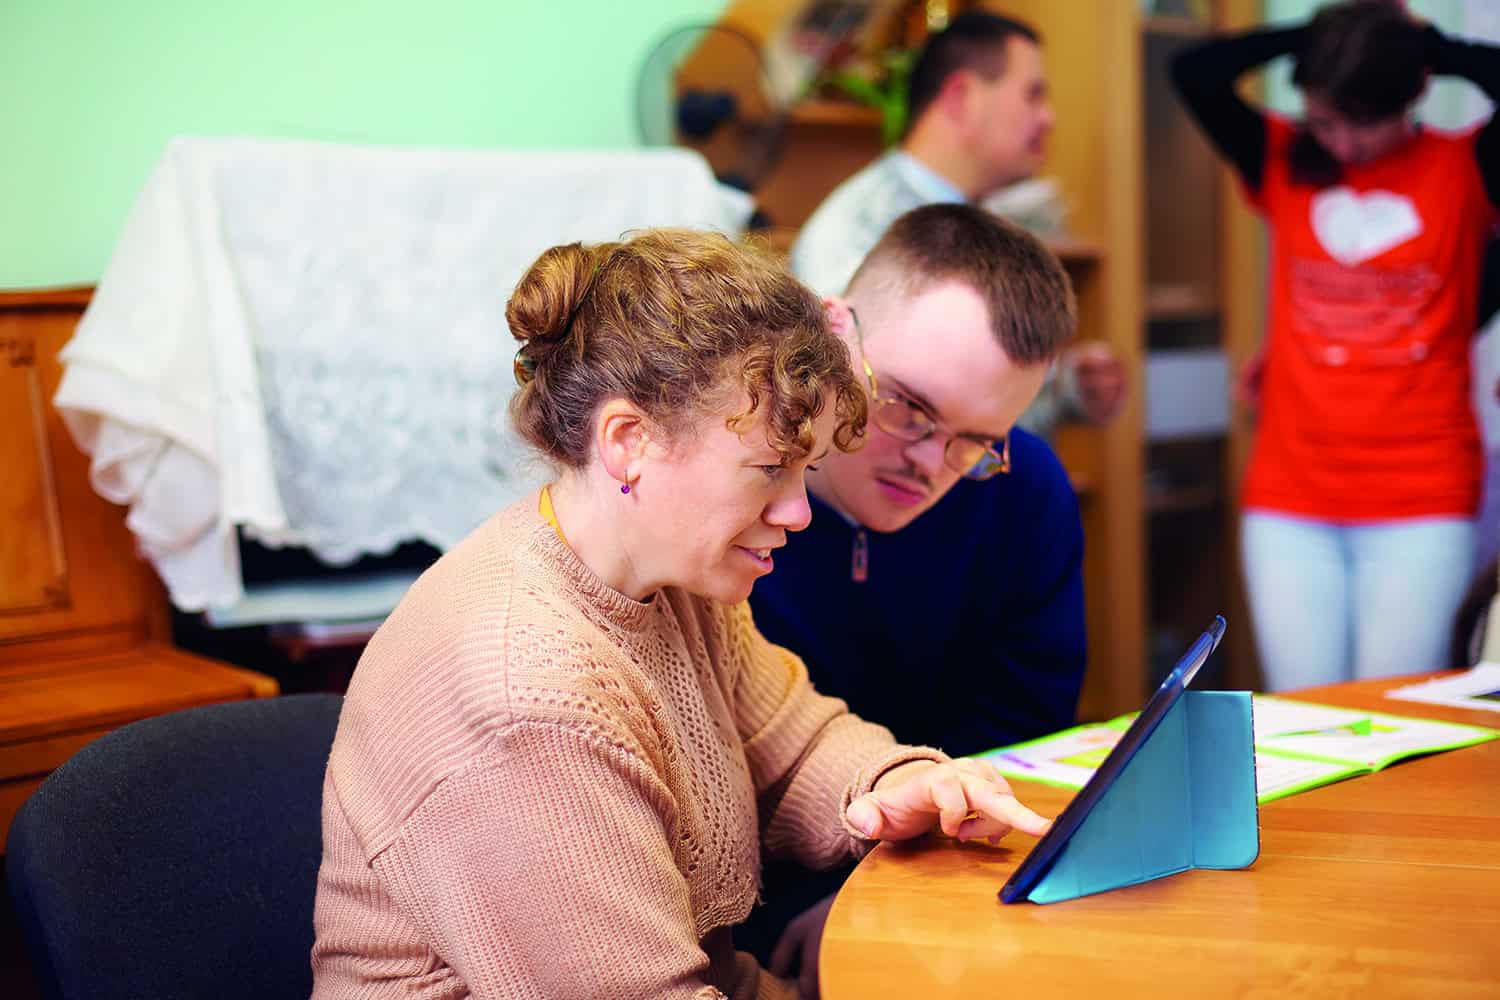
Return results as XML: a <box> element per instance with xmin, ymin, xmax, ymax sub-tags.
<box><xmin>1139</xmin><ymin>0</ymin><xmax>1263</xmax><ymax>692</ymax></box>
<box><xmin>1146</xmin><ymin>283</ymin><xmax>1221</xmax><ymax>321</ymax></box>
<box><xmin>1044</xmin><ymin>236</ymin><xmax>1106</xmax><ymax>265</ymax></box>
<box><xmin>1143</xmin><ymin>14</ymin><xmax>1214</xmax><ymax>37</ymax></box>
<box><xmin>696</xmin><ymin>0</ymin><xmax>1265</xmax><ymax>718</ymax></box>
<box><xmin>965</xmin><ymin>0</ymin><xmax>1264</xmax><ymax>707</ymax></box>
<box><xmin>1146</xmin><ymin>483</ymin><xmax>1223</xmax><ymax>514</ymax></box>
<box><xmin>787</xmin><ymin>99</ymin><xmax>885</xmax><ymax>128</ymax></box>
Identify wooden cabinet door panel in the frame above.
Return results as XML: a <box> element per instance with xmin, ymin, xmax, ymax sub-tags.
<box><xmin>0</xmin><ymin>327</ymin><xmax>69</xmax><ymax>615</ymax></box>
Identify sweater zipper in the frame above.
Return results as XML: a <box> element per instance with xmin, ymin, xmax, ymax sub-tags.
<box><xmin>851</xmin><ymin>527</ymin><xmax>868</xmax><ymax>583</ymax></box>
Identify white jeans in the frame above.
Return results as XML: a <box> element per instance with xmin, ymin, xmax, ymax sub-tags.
<box><xmin>1241</xmin><ymin>511</ymin><xmax>1478</xmax><ymax>691</ymax></box>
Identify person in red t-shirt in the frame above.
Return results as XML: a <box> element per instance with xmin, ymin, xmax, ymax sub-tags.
<box><xmin>1172</xmin><ymin>0</ymin><xmax>1499</xmax><ymax>690</ymax></box>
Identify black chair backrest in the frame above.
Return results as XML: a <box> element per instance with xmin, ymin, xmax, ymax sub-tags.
<box><xmin>6</xmin><ymin>693</ymin><xmax>342</xmax><ymax>1000</ymax></box>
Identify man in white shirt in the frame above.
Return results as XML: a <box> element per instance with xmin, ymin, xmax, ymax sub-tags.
<box><xmin>792</xmin><ymin>10</ymin><xmax>1125</xmax><ymax>436</ymax></box>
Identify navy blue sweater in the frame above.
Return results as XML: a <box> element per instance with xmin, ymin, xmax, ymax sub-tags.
<box><xmin>748</xmin><ymin>427</ymin><xmax>1087</xmax><ymax>760</ymax></box>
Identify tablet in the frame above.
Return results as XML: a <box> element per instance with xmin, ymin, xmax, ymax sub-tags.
<box><xmin>997</xmin><ymin>615</ymin><xmax>1227</xmax><ymax>904</ymax></box>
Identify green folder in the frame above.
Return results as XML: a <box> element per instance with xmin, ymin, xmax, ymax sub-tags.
<box><xmin>1250</xmin><ymin>696</ymin><xmax>1500</xmax><ymax>801</ymax></box>
<box><xmin>980</xmin><ymin>696</ymin><xmax>1499</xmax><ymax>805</ymax></box>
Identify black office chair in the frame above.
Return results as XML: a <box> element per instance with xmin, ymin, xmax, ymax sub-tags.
<box><xmin>6</xmin><ymin>693</ymin><xmax>342</xmax><ymax>1000</ymax></box>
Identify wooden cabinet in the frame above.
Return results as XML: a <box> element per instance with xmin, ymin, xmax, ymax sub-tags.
<box><xmin>0</xmin><ymin>288</ymin><xmax>277</xmax><ymax>849</ymax></box>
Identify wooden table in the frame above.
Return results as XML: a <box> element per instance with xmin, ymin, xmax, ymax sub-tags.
<box><xmin>821</xmin><ymin>675</ymin><xmax>1500</xmax><ymax>998</ymax></box>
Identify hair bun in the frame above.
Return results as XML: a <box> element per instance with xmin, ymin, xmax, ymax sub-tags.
<box><xmin>507</xmin><ymin>243</ymin><xmax>607</xmax><ymax>351</ymax></box>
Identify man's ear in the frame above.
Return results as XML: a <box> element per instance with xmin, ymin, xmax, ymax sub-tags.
<box><xmin>824</xmin><ymin>296</ymin><xmax>856</xmax><ymax>342</ymax></box>
<box><xmin>595</xmin><ymin>398</ymin><xmax>651</xmax><ymax>487</ymax></box>
<box><xmin>935</xmin><ymin>68</ymin><xmax>975</xmax><ymax>122</ymax></box>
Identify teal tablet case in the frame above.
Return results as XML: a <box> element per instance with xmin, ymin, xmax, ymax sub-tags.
<box><xmin>1027</xmin><ymin>690</ymin><xmax>1260</xmax><ymax>904</ymax></box>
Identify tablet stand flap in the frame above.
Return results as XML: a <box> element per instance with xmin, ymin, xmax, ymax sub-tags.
<box><xmin>1187</xmin><ymin>690</ymin><xmax>1261</xmax><ymax>870</ymax></box>
<box><xmin>1027</xmin><ymin>690</ymin><xmax>1258</xmax><ymax>904</ymax></box>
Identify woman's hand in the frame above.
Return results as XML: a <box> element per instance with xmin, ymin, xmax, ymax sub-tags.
<box><xmin>846</xmin><ymin>757</ymin><xmax>1051</xmax><ymax>844</ymax></box>
<box><xmin>1068</xmin><ymin>342</ymin><xmax>1128</xmax><ymax>426</ymax></box>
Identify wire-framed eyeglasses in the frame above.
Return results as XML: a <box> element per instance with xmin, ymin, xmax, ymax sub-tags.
<box><xmin>850</xmin><ymin>307</ymin><xmax>1011</xmax><ymax>480</ymax></box>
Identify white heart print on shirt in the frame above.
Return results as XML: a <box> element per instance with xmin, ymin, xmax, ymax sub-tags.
<box><xmin>1310</xmin><ymin>187</ymin><xmax>1424</xmax><ymax>267</ymax></box>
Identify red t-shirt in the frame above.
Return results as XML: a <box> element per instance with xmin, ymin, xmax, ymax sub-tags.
<box><xmin>1242</xmin><ymin>115</ymin><xmax>1493</xmax><ymax>521</ymax></box>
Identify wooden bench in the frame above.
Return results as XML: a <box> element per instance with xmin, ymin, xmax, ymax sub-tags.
<box><xmin>0</xmin><ymin>287</ymin><xmax>277</xmax><ymax>849</ymax></box>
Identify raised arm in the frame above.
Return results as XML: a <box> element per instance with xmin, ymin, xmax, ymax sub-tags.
<box><xmin>1425</xmin><ymin>25</ymin><xmax>1500</xmax><ymax>206</ymax></box>
<box><xmin>1170</xmin><ymin>26</ymin><xmax>1305</xmax><ymax>194</ymax></box>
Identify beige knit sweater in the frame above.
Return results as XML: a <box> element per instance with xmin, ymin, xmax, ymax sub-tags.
<box><xmin>310</xmin><ymin>495</ymin><xmax>944</xmax><ymax>999</ymax></box>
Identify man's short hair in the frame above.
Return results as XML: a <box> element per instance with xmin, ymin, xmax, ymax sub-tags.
<box><xmin>847</xmin><ymin>203</ymin><xmax>1075</xmax><ymax>366</ymax></box>
<box><xmin>904</xmin><ymin>12</ymin><xmax>1040</xmax><ymax>134</ymax></box>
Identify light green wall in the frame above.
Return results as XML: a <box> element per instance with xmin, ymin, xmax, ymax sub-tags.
<box><xmin>0</xmin><ymin>0</ymin><xmax>727</xmax><ymax>288</ymax></box>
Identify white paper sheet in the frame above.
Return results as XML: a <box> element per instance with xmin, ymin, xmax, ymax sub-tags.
<box><xmin>1253</xmin><ymin>752</ymin><xmax>1360</xmax><ymax>800</ymax></box>
<box><xmin>1385</xmin><ymin>663</ymin><xmax>1500</xmax><ymax>715</ymax></box>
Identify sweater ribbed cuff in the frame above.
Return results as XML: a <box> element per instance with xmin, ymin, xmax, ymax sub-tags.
<box><xmin>838</xmin><ymin>743</ymin><xmax>949</xmax><ymax>847</ymax></box>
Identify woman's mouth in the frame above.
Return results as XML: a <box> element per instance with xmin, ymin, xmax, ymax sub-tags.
<box><xmin>735</xmin><ymin>546</ymin><xmax>775</xmax><ymax>572</ymax></box>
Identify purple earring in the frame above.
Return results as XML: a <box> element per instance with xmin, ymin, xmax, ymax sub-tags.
<box><xmin>620</xmin><ymin>483</ymin><xmax>631</xmax><ymax>495</ymax></box>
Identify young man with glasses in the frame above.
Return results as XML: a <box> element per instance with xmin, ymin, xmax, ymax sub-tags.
<box><xmin>740</xmin><ymin>204</ymin><xmax>1083</xmax><ymax>992</ymax></box>
<box><xmin>792</xmin><ymin>9</ymin><xmax>1124</xmax><ymax>438</ymax></box>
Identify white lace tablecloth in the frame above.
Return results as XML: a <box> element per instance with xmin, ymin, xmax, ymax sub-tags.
<box><xmin>55</xmin><ymin>137</ymin><xmax>752</xmax><ymax>611</ymax></box>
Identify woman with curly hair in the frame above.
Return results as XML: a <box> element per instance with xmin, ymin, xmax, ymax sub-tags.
<box><xmin>309</xmin><ymin>228</ymin><xmax>1049</xmax><ymax>999</ymax></box>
